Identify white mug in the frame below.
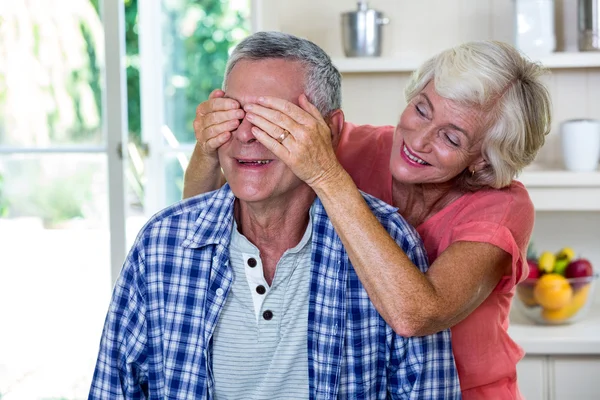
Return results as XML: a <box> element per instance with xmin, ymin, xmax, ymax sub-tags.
<box><xmin>560</xmin><ymin>119</ymin><xmax>600</xmax><ymax>172</ymax></box>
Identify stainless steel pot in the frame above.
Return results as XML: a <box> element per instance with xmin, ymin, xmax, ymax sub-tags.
<box><xmin>341</xmin><ymin>1</ymin><xmax>389</xmax><ymax>57</ymax></box>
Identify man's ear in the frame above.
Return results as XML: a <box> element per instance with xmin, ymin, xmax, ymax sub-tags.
<box><xmin>326</xmin><ymin>109</ymin><xmax>345</xmax><ymax>150</ymax></box>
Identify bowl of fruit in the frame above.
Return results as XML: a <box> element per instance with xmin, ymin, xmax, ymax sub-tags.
<box><xmin>515</xmin><ymin>247</ymin><xmax>598</xmax><ymax>325</ymax></box>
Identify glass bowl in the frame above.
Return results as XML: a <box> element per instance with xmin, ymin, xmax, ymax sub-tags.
<box><xmin>514</xmin><ymin>273</ymin><xmax>598</xmax><ymax>325</ymax></box>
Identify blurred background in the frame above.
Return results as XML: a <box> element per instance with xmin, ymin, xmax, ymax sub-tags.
<box><xmin>0</xmin><ymin>0</ymin><xmax>250</xmax><ymax>398</ymax></box>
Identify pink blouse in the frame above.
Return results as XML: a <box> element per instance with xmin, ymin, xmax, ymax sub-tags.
<box><xmin>336</xmin><ymin>122</ymin><xmax>533</xmax><ymax>399</ymax></box>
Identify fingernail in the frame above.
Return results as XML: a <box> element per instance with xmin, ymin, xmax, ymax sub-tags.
<box><xmin>258</xmin><ymin>97</ymin><xmax>265</xmax><ymax>103</ymax></box>
<box><xmin>245</xmin><ymin>104</ymin><xmax>253</xmax><ymax>110</ymax></box>
<box><xmin>236</xmin><ymin>110</ymin><xmax>245</xmax><ymax>118</ymax></box>
<box><xmin>246</xmin><ymin>113</ymin><xmax>254</xmax><ymax>121</ymax></box>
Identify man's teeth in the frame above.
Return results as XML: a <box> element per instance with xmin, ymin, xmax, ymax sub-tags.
<box><xmin>403</xmin><ymin>145</ymin><xmax>428</xmax><ymax>165</ymax></box>
<box><xmin>239</xmin><ymin>160</ymin><xmax>271</xmax><ymax>164</ymax></box>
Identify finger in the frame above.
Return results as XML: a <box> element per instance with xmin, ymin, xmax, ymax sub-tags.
<box><xmin>203</xmin><ymin>108</ymin><xmax>245</xmax><ymax>128</ymax></box>
<box><xmin>194</xmin><ymin>117</ymin><xmax>239</xmax><ymax>145</ymax></box>
<box><xmin>298</xmin><ymin>94</ymin><xmax>325</xmax><ymax>121</ymax></box>
<box><xmin>204</xmin><ymin>130</ymin><xmax>232</xmax><ymax>151</ymax></box>
<box><xmin>196</xmin><ymin>97</ymin><xmax>240</xmax><ymax>116</ymax></box>
<box><xmin>201</xmin><ymin>118</ymin><xmax>241</xmax><ymax>139</ymax></box>
<box><xmin>255</xmin><ymin>96</ymin><xmax>314</xmax><ymax>125</ymax></box>
<box><xmin>252</xmin><ymin>127</ymin><xmax>291</xmax><ymax>159</ymax></box>
<box><xmin>208</xmin><ymin>89</ymin><xmax>225</xmax><ymax>99</ymax></box>
<box><xmin>246</xmin><ymin>111</ymin><xmax>298</xmax><ymax>142</ymax></box>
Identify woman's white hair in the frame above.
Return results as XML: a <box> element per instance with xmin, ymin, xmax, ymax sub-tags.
<box><xmin>405</xmin><ymin>40</ymin><xmax>552</xmax><ymax>190</ymax></box>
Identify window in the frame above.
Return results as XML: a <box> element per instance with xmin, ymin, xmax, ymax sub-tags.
<box><xmin>0</xmin><ymin>0</ymin><xmax>250</xmax><ymax>398</ymax></box>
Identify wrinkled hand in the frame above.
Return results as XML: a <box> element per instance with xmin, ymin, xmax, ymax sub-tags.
<box><xmin>245</xmin><ymin>94</ymin><xmax>345</xmax><ymax>188</ymax></box>
<box><xmin>193</xmin><ymin>89</ymin><xmax>245</xmax><ymax>161</ymax></box>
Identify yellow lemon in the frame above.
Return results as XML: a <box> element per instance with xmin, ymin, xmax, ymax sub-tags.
<box><xmin>538</xmin><ymin>251</ymin><xmax>556</xmax><ymax>273</ymax></box>
<box><xmin>542</xmin><ymin>284</ymin><xmax>590</xmax><ymax>323</ymax></box>
<box><xmin>533</xmin><ymin>274</ymin><xmax>573</xmax><ymax>310</ymax></box>
<box><xmin>556</xmin><ymin>247</ymin><xmax>576</xmax><ymax>263</ymax></box>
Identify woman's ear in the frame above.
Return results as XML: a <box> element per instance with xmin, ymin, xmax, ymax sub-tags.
<box><xmin>326</xmin><ymin>109</ymin><xmax>345</xmax><ymax>149</ymax></box>
<box><xmin>469</xmin><ymin>158</ymin><xmax>488</xmax><ymax>174</ymax></box>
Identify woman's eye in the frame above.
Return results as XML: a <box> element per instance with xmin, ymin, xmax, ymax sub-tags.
<box><xmin>415</xmin><ymin>104</ymin><xmax>426</xmax><ymax>116</ymax></box>
<box><xmin>446</xmin><ymin>134</ymin><xmax>460</xmax><ymax>147</ymax></box>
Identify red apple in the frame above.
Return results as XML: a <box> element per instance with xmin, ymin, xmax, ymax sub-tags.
<box><xmin>565</xmin><ymin>258</ymin><xmax>593</xmax><ymax>278</ymax></box>
<box><xmin>565</xmin><ymin>258</ymin><xmax>593</xmax><ymax>289</ymax></box>
<box><xmin>527</xmin><ymin>259</ymin><xmax>540</xmax><ymax>280</ymax></box>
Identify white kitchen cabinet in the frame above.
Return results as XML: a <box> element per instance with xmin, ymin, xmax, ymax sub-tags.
<box><xmin>517</xmin><ymin>356</ymin><xmax>548</xmax><ymax>400</ymax></box>
<box><xmin>553</xmin><ymin>356</ymin><xmax>600</xmax><ymax>400</ymax></box>
<box><xmin>517</xmin><ymin>355</ymin><xmax>600</xmax><ymax>400</ymax></box>
<box><xmin>511</xmin><ymin>305</ymin><xmax>600</xmax><ymax>399</ymax></box>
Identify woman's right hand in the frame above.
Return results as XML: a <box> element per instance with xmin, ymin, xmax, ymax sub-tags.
<box><xmin>193</xmin><ymin>89</ymin><xmax>245</xmax><ymax>161</ymax></box>
<box><xmin>183</xmin><ymin>89</ymin><xmax>243</xmax><ymax>198</ymax></box>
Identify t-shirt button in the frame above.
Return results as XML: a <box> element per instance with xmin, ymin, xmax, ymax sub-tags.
<box><xmin>247</xmin><ymin>258</ymin><xmax>257</xmax><ymax>268</ymax></box>
<box><xmin>215</xmin><ymin>288</ymin><xmax>224</xmax><ymax>296</ymax></box>
<box><xmin>256</xmin><ymin>285</ymin><xmax>266</xmax><ymax>295</ymax></box>
<box><xmin>262</xmin><ymin>310</ymin><xmax>273</xmax><ymax>320</ymax></box>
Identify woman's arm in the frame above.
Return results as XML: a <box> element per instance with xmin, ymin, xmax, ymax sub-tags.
<box><xmin>183</xmin><ymin>144</ymin><xmax>226</xmax><ymax>198</ymax></box>
<box><xmin>247</xmin><ymin>94</ymin><xmax>510</xmax><ymax>336</ymax></box>
<box><xmin>313</xmin><ymin>168</ymin><xmax>509</xmax><ymax>336</ymax></box>
<box><xmin>182</xmin><ymin>89</ymin><xmax>243</xmax><ymax>198</ymax></box>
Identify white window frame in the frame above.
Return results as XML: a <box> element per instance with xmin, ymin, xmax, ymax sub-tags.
<box><xmin>137</xmin><ymin>0</ymin><xmax>263</xmax><ymax>216</ymax></box>
<box><xmin>102</xmin><ymin>0</ymin><xmax>130</xmax><ymax>285</ymax></box>
<box><xmin>0</xmin><ymin>0</ymin><xmax>129</xmax><ymax>286</ymax></box>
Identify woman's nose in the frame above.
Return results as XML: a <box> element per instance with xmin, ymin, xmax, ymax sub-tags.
<box><xmin>232</xmin><ymin>116</ymin><xmax>257</xmax><ymax>144</ymax></box>
<box><xmin>412</xmin><ymin>125</ymin><xmax>436</xmax><ymax>151</ymax></box>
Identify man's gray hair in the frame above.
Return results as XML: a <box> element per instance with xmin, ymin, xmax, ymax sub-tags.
<box><xmin>223</xmin><ymin>31</ymin><xmax>342</xmax><ymax>117</ymax></box>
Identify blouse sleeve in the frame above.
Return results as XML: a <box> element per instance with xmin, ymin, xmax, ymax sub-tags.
<box><xmin>445</xmin><ymin>183</ymin><xmax>535</xmax><ymax>293</ymax></box>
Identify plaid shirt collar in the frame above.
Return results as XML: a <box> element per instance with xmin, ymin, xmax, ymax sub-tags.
<box><xmin>182</xmin><ymin>185</ymin><xmax>236</xmax><ymax>249</ymax></box>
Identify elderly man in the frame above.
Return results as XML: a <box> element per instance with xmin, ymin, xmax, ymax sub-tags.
<box><xmin>89</xmin><ymin>31</ymin><xmax>460</xmax><ymax>399</ymax></box>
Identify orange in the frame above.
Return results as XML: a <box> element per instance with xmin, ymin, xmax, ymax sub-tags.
<box><xmin>533</xmin><ymin>274</ymin><xmax>573</xmax><ymax>310</ymax></box>
<box><xmin>542</xmin><ymin>283</ymin><xmax>591</xmax><ymax>323</ymax></box>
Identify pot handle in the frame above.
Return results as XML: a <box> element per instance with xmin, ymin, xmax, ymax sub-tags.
<box><xmin>377</xmin><ymin>17</ymin><xmax>390</xmax><ymax>25</ymax></box>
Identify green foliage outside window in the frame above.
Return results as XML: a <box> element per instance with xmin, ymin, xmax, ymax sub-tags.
<box><xmin>0</xmin><ymin>0</ymin><xmax>249</xmax><ymax>225</ymax></box>
<box><xmin>120</xmin><ymin>0</ymin><xmax>250</xmax><ymax>144</ymax></box>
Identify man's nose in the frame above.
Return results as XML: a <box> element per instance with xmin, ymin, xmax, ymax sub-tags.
<box><xmin>232</xmin><ymin>116</ymin><xmax>257</xmax><ymax>144</ymax></box>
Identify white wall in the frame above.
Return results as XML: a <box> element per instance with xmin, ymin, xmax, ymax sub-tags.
<box><xmin>257</xmin><ymin>0</ymin><xmax>600</xmax><ymax>303</ymax></box>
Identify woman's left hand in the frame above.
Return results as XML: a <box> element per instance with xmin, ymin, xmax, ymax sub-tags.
<box><xmin>244</xmin><ymin>94</ymin><xmax>344</xmax><ymax>188</ymax></box>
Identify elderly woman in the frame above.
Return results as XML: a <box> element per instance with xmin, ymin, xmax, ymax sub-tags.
<box><xmin>184</xmin><ymin>40</ymin><xmax>552</xmax><ymax>398</ymax></box>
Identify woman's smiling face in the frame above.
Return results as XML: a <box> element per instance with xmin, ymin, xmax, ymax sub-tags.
<box><xmin>389</xmin><ymin>81</ymin><xmax>488</xmax><ymax>186</ymax></box>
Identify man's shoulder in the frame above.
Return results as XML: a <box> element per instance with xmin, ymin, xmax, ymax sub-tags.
<box><xmin>312</xmin><ymin>192</ymin><xmax>422</xmax><ymax>249</ymax></box>
<box><xmin>360</xmin><ymin>192</ymin><xmax>422</xmax><ymax>244</ymax></box>
<box><xmin>136</xmin><ymin>186</ymin><xmax>233</xmax><ymax>242</ymax></box>
<box><xmin>148</xmin><ymin>189</ymin><xmax>222</xmax><ymax>224</ymax></box>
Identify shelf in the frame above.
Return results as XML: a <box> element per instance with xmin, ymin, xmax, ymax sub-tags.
<box><xmin>332</xmin><ymin>57</ymin><xmax>421</xmax><ymax>73</ymax></box>
<box><xmin>519</xmin><ymin>169</ymin><xmax>600</xmax><ymax>187</ymax></box>
<box><xmin>518</xmin><ymin>169</ymin><xmax>600</xmax><ymax>211</ymax></box>
<box><xmin>333</xmin><ymin>52</ymin><xmax>600</xmax><ymax>73</ymax></box>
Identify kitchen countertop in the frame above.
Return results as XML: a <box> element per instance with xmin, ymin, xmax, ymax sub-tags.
<box><xmin>508</xmin><ymin>301</ymin><xmax>600</xmax><ymax>355</ymax></box>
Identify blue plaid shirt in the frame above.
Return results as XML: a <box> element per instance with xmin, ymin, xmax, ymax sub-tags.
<box><xmin>89</xmin><ymin>184</ymin><xmax>461</xmax><ymax>399</ymax></box>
